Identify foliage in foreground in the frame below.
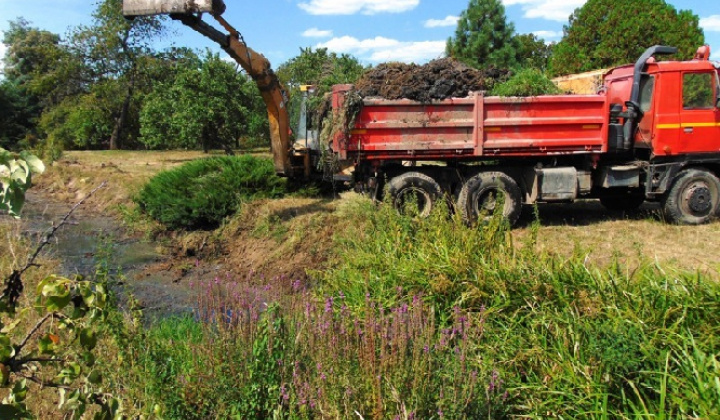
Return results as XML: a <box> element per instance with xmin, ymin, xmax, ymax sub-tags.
<box><xmin>0</xmin><ymin>228</ymin><xmax>121</xmax><ymax>419</ymax></box>
<box><xmin>108</xmin><ymin>200</ymin><xmax>719</xmax><ymax>419</ymax></box>
<box><xmin>135</xmin><ymin>155</ymin><xmax>287</xmax><ymax>230</ymax></box>
<box><xmin>0</xmin><ymin>148</ymin><xmax>45</xmax><ymax>217</ymax></box>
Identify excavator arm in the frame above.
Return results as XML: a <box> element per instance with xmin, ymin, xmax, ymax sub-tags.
<box><xmin>123</xmin><ymin>0</ymin><xmax>295</xmax><ymax>176</ymax></box>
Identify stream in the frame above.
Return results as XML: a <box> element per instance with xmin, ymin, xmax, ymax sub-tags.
<box><xmin>3</xmin><ymin>191</ymin><xmax>197</xmax><ymax>320</ymax></box>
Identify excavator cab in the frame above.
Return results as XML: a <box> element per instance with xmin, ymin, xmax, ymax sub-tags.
<box><xmin>295</xmin><ymin>85</ymin><xmax>320</xmax><ymax>151</ymax></box>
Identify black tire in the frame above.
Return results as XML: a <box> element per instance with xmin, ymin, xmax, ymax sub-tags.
<box><xmin>387</xmin><ymin>172</ymin><xmax>443</xmax><ymax>217</ymax></box>
<box><xmin>458</xmin><ymin>171</ymin><xmax>522</xmax><ymax>226</ymax></box>
<box><xmin>599</xmin><ymin>192</ymin><xmax>645</xmax><ymax>211</ymax></box>
<box><xmin>663</xmin><ymin>168</ymin><xmax>720</xmax><ymax>225</ymax></box>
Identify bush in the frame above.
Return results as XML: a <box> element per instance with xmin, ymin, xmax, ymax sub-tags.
<box><xmin>491</xmin><ymin>68</ymin><xmax>561</xmax><ymax>96</ymax></box>
<box><xmin>135</xmin><ymin>155</ymin><xmax>286</xmax><ymax>230</ymax></box>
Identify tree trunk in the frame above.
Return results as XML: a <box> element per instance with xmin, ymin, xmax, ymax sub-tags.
<box><xmin>109</xmin><ymin>79</ymin><xmax>134</xmax><ymax>150</ymax></box>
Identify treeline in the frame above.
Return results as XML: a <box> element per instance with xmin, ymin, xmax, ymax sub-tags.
<box><xmin>0</xmin><ymin>0</ymin><xmax>705</xmax><ymax>157</ymax></box>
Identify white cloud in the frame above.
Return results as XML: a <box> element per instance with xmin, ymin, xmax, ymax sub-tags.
<box><xmin>424</xmin><ymin>16</ymin><xmax>459</xmax><ymax>28</ymax></box>
<box><xmin>700</xmin><ymin>15</ymin><xmax>720</xmax><ymax>32</ymax></box>
<box><xmin>298</xmin><ymin>0</ymin><xmax>419</xmax><ymax>15</ymax></box>
<box><xmin>302</xmin><ymin>28</ymin><xmax>334</xmax><ymax>38</ymax></box>
<box><xmin>531</xmin><ymin>30</ymin><xmax>562</xmax><ymax>39</ymax></box>
<box><xmin>503</xmin><ymin>0</ymin><xmax>585</xmax><ymax>22</ymax></box>
<box><xmin>316</xmin><ymin>36</ymin><xmax>445</xmax><ymax>63</ymax></box>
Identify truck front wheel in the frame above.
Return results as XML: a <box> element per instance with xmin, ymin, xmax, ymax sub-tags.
<box><xmin>663</xmin><ymin>168</ymin><xmax>720</xmax><ymax>225</ymax></box>
<box><xmin>387</xmin><ymin>172</ymin><xmax>443</xmax><ymax>217</ymax></box>
<box><xmin>458</xmin><ymin>171</ymin><xmax>522</xmax><ymax>226</ymax></box>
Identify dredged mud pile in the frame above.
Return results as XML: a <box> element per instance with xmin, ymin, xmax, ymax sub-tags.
<box><xmin>354</xmin><ymin>58</ymin><xmax>510</xmax><ymax>102</ymax></box>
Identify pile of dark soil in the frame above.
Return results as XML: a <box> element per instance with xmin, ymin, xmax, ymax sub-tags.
<box><xmin>354</xmin><ymin>58</ymin><xmax>510</xmax><ymax>102</ymax></box>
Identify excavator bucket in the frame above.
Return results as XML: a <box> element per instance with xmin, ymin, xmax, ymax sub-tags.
<box><xmin>123</xmin><ymin>0</ymin><xmax>226</xmax><ymax>17</ymax></box>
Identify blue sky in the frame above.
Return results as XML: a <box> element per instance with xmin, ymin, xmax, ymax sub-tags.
<box><xmin>1</xmin><ymin>0</ymin><xmax>719</xmax><ymax>68</ymax></box>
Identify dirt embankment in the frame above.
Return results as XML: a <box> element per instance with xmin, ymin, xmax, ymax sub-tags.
<box><xmin>354</xmin><ymin>58</ymin><xmax>510</xmax><ymax>102</ymax></box>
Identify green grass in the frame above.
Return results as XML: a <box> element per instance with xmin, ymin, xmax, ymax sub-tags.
<box><xmin>99</xmin><ymin>199</ymin><xmax>720</xmax><ymax>419</ymax></box>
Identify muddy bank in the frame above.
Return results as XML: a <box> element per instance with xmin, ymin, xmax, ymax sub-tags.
<box><xmin>6</xmin><ymin>190</ymin><xmax>335</xmax><ymax>321</ymax></box>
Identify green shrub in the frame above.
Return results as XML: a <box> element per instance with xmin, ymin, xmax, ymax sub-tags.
<box><xmin>135</xmin><ymin>155</ymin><xmax>286</xmax><ymax>230</ymax></box>
<box><xmin>491</xmin><ymin>68</ymin><xmax>561</xmax><ymax>96</ymax></box>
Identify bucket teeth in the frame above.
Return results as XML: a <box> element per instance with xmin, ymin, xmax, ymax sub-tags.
<box><xmin>122</xmin><ymin>0</ymin><xmax>226</xmax><ymax>17</ymax></box>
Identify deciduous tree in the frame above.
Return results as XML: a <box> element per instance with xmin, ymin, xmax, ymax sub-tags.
<box><xmin>549</xmin><ymin>0</ymin><xmax>704</xmax><ymax>76</ymax></box>
<box><xmin>140</xmin><ymin>53</ymin><xmax>259</xmax><ymax>152</ymax></box>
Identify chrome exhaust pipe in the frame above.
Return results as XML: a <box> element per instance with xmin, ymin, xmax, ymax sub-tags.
<box><xmin>123</xmin><ymin>0</ymin><xmax>226</xmax><ymax>17</ymax></box>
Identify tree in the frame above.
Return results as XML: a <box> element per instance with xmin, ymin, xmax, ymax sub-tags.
<box><xmin>140</xmin><ymin>53</ymin><xmax>258</xmax><ymax>151</ymax></box>
<box><xmin>549</xmin><ymin>0</ymin><xmax>705</xmax><ymax>76</ymax></box>
<box><xmin>0</xmin><ymin>19</ymin><xmax>67</xmax><ymax>149</ymax></box>
<box><xmin>514</xmin><ymin>33</ymin><xmax>552</xmax><ymax>71</ymax></box>
<box><xmin>65</xmin><ymin>0</ymin><xmax>166</xmax><ymax>149</ymax></box>
<box><xmin>277</xmin><ymin>47</ymin><xmax>365</xmax><ymax>132</ymax></box>
<box><xmin>446</xmin><ymin>0</ymin><xmax>518</xmax><ymax>69</ymax></box>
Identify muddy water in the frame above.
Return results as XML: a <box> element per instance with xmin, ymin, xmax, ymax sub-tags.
<box><xmin>4</xmin><ymin>192</ymin><xmax>196</xmax><ymax>320</ymax></box>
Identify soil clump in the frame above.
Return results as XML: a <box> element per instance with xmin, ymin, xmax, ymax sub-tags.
<box><xmin>354</xmin><ymin>58</ymin><xmax>510</xmax><ymax>102</ymax></box>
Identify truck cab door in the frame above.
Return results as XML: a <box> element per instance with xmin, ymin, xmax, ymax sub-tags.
<box><xmin>678</xmin><ymin>71</ymin><xmax>720</xmax><ymax>154</ymax></box>
<box><xmin>636</xmin><ymin>75</ymin><xmax>656</xmax><ymax>149</ymax></box>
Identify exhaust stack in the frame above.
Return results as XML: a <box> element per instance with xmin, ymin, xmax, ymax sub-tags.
<box><xmin>123</xmin><ymin>0</ymin><xmax>226</xmax><ymax>17</ymax></box>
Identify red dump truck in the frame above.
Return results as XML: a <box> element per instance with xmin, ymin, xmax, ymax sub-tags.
<box><xmin>123</xmin><ymin>1</ymin><xmax>720</xmax><ymax>225</ymax></box>
<box><xmin>328</xmin><ymin>45</ymin><xmax>720</xmax><ymax>225</ymax></box>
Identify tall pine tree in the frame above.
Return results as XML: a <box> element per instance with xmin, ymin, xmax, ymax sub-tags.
<box><xmin>446</xmin><ymin>0</ymin><xmax>518</xmax><ymax>69</ymax></box>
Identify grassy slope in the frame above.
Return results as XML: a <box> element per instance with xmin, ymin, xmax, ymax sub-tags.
<box><xmin>35</xmin><ymin>150</ymin><xmax>720</xmax><ymax>276</ymax></box>
<box><xmin>20</xmin><ymin>151</ymin><xmax>720</xmax><ymax>418</ymax></box>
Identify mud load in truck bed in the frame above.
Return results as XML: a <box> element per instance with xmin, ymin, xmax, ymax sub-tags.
<box><xmin>354</xmin><ymin>58</ymin><xmax>509</xmax><ymax>102</ymax></box>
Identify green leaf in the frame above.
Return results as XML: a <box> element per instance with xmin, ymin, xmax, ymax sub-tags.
<box><xmin>79</xmin><ymin>329</ymin><xmax>97</xmax><ymax>351</ymax></box>
<box><xmin>38</xmin><ymin>334</ymin><xmax>57</xmax><ymax>355</ymax></box>
<box><xmin>39</xmin><ymin>278</ymin><xmax>72</xmax><ymax>311</ymax></box>
<box><xmin>18</xmin><ymin>151</ymin><xmax>45</xmax><ymax>175</ymax></box>
<box><xmin>87</xmin><ymin>370</ymin><xmax>102</xmax><ymax>385</ymax></box>
<box><xmin>81</xmin><ymin>351</ymin><xmax>96</xmax><ymax>367</ymax></box>
<box><xmin>1</xmin><ymin>308</ymin><xmax>28</xmax><ymax>334</ymax></box>
<box><xmin>0</xmin><ymin>335</ymin><xmax>16</xmax><ymax>362</ymax></box>
<box><xmin>11</xmin><ymin>379</ymin><xmax>28</xmax><ymax>402</ymax></box>
<box><xmin>0</xmin><ymin>404</ymin><xmax>28</xmax><ymax>420</ymax></box>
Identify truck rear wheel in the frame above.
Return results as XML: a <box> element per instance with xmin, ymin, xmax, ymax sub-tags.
<box><xmin>663</xmin><ymin>168</ymin><xmax>720</xmax><ymax>225</ymax></box>
<box><xmin>387</xmin><ymin>172</ymin><xmax>443</xmax><ymax>217</ymax></box>
<box><xmin>458</xmin><ymin>171</ymin><xmax>522</xmax><ymax>226</ymax></box>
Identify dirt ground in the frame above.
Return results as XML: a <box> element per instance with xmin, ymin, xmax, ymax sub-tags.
<box><xmin>354</xmin><ymin>58</ymin><xmax>510</xmax><ymax>102</ymax></box>
<box><xmin>33</xmin><ymin>151</ymin><xmax>720</xmax><ymax>282</ymax></box>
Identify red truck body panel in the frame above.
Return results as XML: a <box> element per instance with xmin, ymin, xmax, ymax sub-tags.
<box><xmin>332</xmin><ymin>85</ymin><xmax>609</xmax><ymax>161</ymax></box>
<box><xmin>332</xmin><ymin>51</ymin><xmax>720</xmax><ymax>164</ymax></box>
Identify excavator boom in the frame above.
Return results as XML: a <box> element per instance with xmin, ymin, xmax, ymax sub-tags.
<box><xmin>123</xmin><ymin>0</ymin><xmax>295</xmax><ymax>177</ymax></box>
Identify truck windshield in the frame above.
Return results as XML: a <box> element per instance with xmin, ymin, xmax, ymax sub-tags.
<box><xmin>638</xmin><ymin>75</ymin><xmax>655</xmax><ymax>113</ymax></box>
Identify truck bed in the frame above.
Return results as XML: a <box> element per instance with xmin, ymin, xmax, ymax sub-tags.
<box><xmin>333</xmin><ymin>87</ymin><xmax>609</xmax><ymax>161</ymax></box>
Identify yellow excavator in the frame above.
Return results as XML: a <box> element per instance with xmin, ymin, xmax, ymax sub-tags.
<box><xmin>123</xmin><ymin>0</ymin><xmax>313</xmax><ymax>178</ymax></box>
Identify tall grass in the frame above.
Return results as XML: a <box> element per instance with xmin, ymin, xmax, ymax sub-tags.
<box><xmin>106</xmin><ymin>199</ymin><xmax>720</xmax><ymax>419</ymax></box>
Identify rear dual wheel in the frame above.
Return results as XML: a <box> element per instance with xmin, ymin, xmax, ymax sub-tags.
<box><xmin>457</xmin><ymin>171</ymin><xmax>522</xmax><ymax>226</ymax></box>
<box><xmin>387</xmin><ymin>172</ymin><xmax>443</xmax><ymax>217</ymax></box>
